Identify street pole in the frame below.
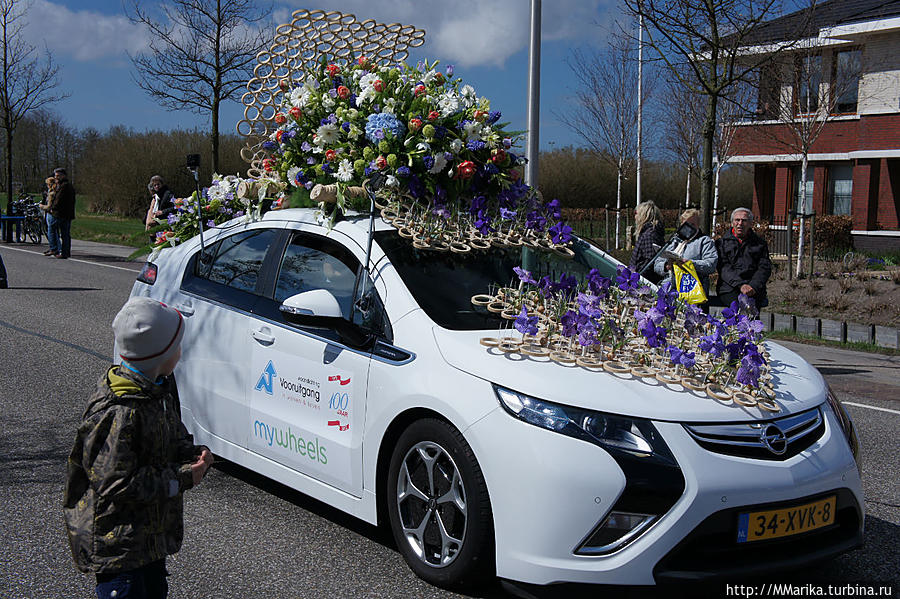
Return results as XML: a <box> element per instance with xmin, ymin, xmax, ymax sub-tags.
<box><xmin>525</xmin><ymin>0</ymin><xmax>541</xmax><ymax>189</ymax></box>
<box><xmin>636</xmin><ymin>11</ymin><xmax>643</xmax><ymax>208</ymax></box>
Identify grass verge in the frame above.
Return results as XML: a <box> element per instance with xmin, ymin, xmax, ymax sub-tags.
<box><xmin>71</xmin><ymin>203</ymin><xmax>148</xmax><ymax>248</ymax></box>
<box><xmin>765</xmin><ymin>330</ymin><xmax>900</xmax><ymax>356</ymax></box>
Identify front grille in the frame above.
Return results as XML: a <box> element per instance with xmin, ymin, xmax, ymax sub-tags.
<box><xmin>684</xmin><ymin>407</ymin><xmax>824</xmax><ymax>460</ymax></box>
<box><xmin>653</xmin><ymin>488</ymin><xmax>863</xmax><ymax>583</ymax></box>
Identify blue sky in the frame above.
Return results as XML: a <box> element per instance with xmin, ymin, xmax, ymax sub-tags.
<box><xmin>22</xmin><ymin>0</ymin><xmax>625</xmax><ymax>152</ymax></box>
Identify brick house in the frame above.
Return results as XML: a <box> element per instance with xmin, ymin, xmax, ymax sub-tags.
<box><xmin>729</xmin><ymin>0</ymin><xmax>900</xmax><ymax>251</ymax></box>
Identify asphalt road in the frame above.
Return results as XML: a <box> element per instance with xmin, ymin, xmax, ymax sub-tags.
<box><xmin>0</xmin><ymin>241</ymin><xmax>897</xmax><ymax>599</ymax></box>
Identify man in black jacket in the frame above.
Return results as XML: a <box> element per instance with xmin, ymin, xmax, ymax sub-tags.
<box><xmin>715</xmin><ymin>207</ymin><xmax>772</xmax><ymax>309</ymax></box>
<box><xmin>50</xmin><ymin>167</ymin><xmax>76</xmax><ymax>259</ymax></box>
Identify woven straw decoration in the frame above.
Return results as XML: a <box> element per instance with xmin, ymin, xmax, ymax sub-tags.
<box><xmin>237</xmin><ymin>9</ymin><xmax>426</xmax><ymax>178</ymax></box>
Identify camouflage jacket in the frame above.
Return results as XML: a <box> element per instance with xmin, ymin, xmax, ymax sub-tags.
<box><xmin>63</xmin><ymin>366</ymin><xmax>202</xmax><ymax>574</ymax></box>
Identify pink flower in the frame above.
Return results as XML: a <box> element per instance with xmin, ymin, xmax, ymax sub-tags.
<box><xmin>375</xmin><ymin>155</ymin><xmax>387</xmax><ymax>170</ymax></box>
<box><xmin>427</xmin><ymin>110</ymin><xmax>439</xmax><ymax>121</ymax></box>
<box><xmin>414</xmin><ymin>84</ymin><xmax>426</xmax><ymax>97</ymax></box>
<box><xmin>325</xmin><ymin>149</ymin><xmax>337</xmax><ymax>162</ymax></box>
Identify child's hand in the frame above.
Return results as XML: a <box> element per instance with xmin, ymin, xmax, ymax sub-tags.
<box><xmin>190</xmin><ymin>449</ymin><xmax>213</xmax><ymax>486</ymax></box>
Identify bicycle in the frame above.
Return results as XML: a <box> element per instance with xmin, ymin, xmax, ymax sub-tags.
<box><xmin>11</xmin><ymin>196</ymin><xmax>45</xmax><ymax>244</ymax></box>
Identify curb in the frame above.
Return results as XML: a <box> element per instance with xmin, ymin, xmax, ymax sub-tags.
<box><xmin>709</xmin><ymin>306</ymin><xmax>900</xmax><ymax>349</ymax></box>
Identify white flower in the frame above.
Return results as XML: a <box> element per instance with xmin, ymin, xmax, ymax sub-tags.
<box><xmin>460</xmin><ymin>84</ymin><xmax>476</xmax><ymax>108</ymax></box>
<box><xmin>315</xmin><ymin>123</ymin><xmax>339</xmax><ymax>145</ymax></box>
<box><xmin>287</xmin><ymin>166</ymin><xmax>302</xmax><ymax>187</ymax></box>
<box><xmin>347</xmin><ymin>124</ymin><xmax>361</xmax><ymax>140</ymax></box>
<box><xmin>429</xmin><ymin>153</ymin><xmax>447</xmax><ymax>174</ymax></box>
<box><xmin>385</xmin><ymin>175</ymin><xmax>399</xmax><ymax>188</ymax></box>
<box><xmin>450</xmin><ymin>138</ymin><xmax>464</xmax><ymax>153</ymax></box>
<box><xmin>322</xmin><ymin>94</ymin><xmax>335</xmax><ymax>110</ymax></box>
<box><xmin>422</xmin><ymin>69</ymin><xmax>439</xmax><ymax>85</ymax></box>
<box><xmin>383</xmin><ymin>97</ymin><xmax>397</xmax><ymax>114</ymax></box>
<box><xmin>335</xmin><ymin>159</ymin><xmax>353</xmax><ymax>182</ymax></box>
<box><xmin>207</xmin><ymin>182</ymin><xmax>228</xmax><ymax>201</ymax></box>
<box><xmin>437</xmin><ymin>91</ymin><xmax>459</xmax><ymax>117</ymax></box>
<box><xmin>463</xmin><ymin>120</ymin><xmax>483</xmax><ymax>140</ymax></box>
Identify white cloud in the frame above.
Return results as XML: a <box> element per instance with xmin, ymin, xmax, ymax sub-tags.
<box><xmin>276</xmin><ymin>1</ymin><xmax>616</xmax><ymax>68</ymax></box>
<box><xmin>23</xmin><ymin>0</ymin><xmax>148</xmax><ymax>63</ymax></box>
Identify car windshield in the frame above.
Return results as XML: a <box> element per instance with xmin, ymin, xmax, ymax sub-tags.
<box><xmin>374</xmin><ymin>231</ymin><xmax>624</xmax><ymax>331</ymax></box>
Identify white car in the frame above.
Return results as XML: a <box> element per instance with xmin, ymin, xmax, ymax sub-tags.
<box><xmin>129</xmin><ymin>208</ymin><xmax>863</xmax><ymax>592</ymax></box>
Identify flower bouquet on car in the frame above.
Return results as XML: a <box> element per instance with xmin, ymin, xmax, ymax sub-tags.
<box><xmin>259</xmin><ymin>56</ymin><xmax>572</xmax><ymax>253</ymax></box>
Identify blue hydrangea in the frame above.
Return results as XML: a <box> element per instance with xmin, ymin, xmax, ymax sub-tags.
<box><xmin>365</xmin><ymin>113</ymin><xmax>405</xmax><ymax>144</ymax></box>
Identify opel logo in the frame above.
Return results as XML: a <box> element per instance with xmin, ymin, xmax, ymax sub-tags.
<box><xmin>760</xmin><ymin>424</ymin><xmax>788</xmax><ymax>455</ymax></box>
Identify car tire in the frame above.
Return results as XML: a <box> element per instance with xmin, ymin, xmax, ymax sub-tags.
<box><xmin>386</xmin><ymin>418</ymin><xmax>494</xmax><ymax>589</ymax></box>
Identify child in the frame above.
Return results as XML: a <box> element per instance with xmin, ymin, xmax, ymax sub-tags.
<box><xmin>63</xmin><ymin>297</ymin><xmax>212</xmax><ymax>599</ymax></box>
<box><xmin>39</xmin><ymin>176</ymin><xmax>58</xmax><ymax>256</ymax></box>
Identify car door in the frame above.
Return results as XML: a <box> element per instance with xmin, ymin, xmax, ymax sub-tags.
<box><xmin>175</xmin><ymin>226</ymin><xmax>283</xmax><ymax>452</ymax></box>
<box><xmin>248</xmin><ymin>228</ymin><xmax>383</xmax><ymax>496</ymax></box>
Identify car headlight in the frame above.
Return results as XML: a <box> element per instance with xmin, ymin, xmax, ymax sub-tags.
<box><xmin>824</xmin><ymin>384</ymin><xmax>860</xmax><ymax>468</ymax></box>
<box><xmin>495</xmin><ymin>385</ymin><xmax>684</xmax><ymax>555</ymax></box>
<box><xmin>494</xmin><ymin>385</ymin><xmax>674</xmax><ymax>462</ymax></box>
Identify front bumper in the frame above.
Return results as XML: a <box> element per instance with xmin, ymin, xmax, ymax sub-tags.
<box><xmin>465</xmin><ymin>405</ymin><xmax>864</xmax><ymax>587</ymax></box>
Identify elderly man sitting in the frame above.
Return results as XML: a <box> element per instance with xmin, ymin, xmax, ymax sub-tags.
<box><xmin>715</xmin><ymin>207</ymin><xmax>772</xmax><ymax>309</ymax></box>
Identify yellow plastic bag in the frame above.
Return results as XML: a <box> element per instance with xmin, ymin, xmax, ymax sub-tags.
<box><xmin>673</xmin><ymin>260</ymin><xmax>708</xmax><ymax>305</ymax></box>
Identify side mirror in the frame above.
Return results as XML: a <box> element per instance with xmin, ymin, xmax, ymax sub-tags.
<box><xmin>279</xmin><ymin>289</ymin><xmax>373</xmax><ymax>349</ymax></box>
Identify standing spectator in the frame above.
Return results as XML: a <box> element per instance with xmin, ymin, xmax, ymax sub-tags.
<box><xmin>653</xmin><ymin>208</ymin><xmax>718</xmax><ymax>310</ymax></box>
<box><xmin>145</xmin><ymin>175</ymin><xmax>176</xmax><ymax>231</ymax></box>
<box><xmin>39</xmin><ymin>176</ymin><xmax>58</xmax><ymax>256</ymax></box>
<box><xmin>630</xmin><ymin>200</ymin><xmax>665</xmax><ymax>283</ymax></box>
<box><xmin>715</xmin><ymin>207</ymin><xmax>772</xmax><ymax>309</ymax></box>
<box><xmin>63</xmin><ymin>297</ymin><xmax>212</xmax><ymax>599</ymax></box>
<box><xmin>49</xmin><ymin>167</ymin><xmax>76</xmax><ymax>259</ymax></box>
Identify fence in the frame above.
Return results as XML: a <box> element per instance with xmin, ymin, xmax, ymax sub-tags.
<box><xmin>763</xmin><ymin>212</ymin><xmax>817</xmax><ymax>279</ymax></box>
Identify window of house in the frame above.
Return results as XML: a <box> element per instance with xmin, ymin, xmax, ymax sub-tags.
<box><xmin>795</xmin><ymin>54</ymin><xmax>822</xmax><ymax>114</ymax></box>
<box><xmin>833</xmin><ymin>49</ymin><xmax>861</xmax><ymax>113</ymax></box>
<box><xmin>756</xmin><ymin>62</ymin><xmax>782</xmax><ymax>120</ymax></box>
<box><xmin>793</xmin><ymin>165</ymin><xmax>815</xmax><ymax>213</ymax></box>
<box><xmin>828</xmin><ymin>163</ymin><xmax>853</xmax><ymax>215</ymax></box>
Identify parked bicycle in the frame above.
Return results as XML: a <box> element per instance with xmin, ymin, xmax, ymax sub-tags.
<box><xmin>10</xmin><ymin>194</ymin><xmax>45</xmax><ymax>244</ymax></box>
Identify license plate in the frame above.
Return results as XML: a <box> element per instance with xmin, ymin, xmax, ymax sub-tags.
<box><xmin>737</xmin><ymin>495</ymin><xmax>836</xmax><ymax>543</ymax></box>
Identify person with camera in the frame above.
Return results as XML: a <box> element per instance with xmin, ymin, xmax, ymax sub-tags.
<box><xmin>715</xmin><ymin>207</ymin><xmax>772</xmax><ymax>309</ymax></box>
<box><xmin>653</xmin><ymin>209</ymin><xmax>718</xmax><ymax>311</ymax></box>
<box><xmin>145</xmin><ymin>175</ymin><xmax>176</xmax><ymax>232</ymax></box>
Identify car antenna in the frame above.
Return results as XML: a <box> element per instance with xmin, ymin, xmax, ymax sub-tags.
<box><xmin>186</xmin><ymin>154</ymin><xmax>205</xmax><ymax>251</ymax></box>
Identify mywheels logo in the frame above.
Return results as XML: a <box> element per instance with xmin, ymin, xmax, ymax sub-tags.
<box><xmin>255</xmin><ymin>360</ymin><xmax>277</xmax><ymax>395</ymax></box>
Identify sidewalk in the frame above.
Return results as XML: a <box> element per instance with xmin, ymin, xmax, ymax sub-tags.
<box><xmin>0</xmin><ymin>238</ymin><xmax>148</xmax><ymax>265</ymax></box>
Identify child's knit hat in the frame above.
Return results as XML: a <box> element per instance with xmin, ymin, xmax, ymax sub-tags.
<box><xmin>112</xmin><ymin>297</ymin><xmax>184</xmax><ymax>375</ymax></box>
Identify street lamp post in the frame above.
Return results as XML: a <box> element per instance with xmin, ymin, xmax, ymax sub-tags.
<box><xmin>525</xmin><ymin>0</ymin><xmax>541</xmax><ymax>188</ymax></box>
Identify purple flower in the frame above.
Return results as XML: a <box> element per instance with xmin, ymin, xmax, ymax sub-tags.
<box><xmin>474</xmin><ymin>211</ymin><xmax>494</xmax><ymax>235</ymax></box>
<box><xmin>684</xmin><ymin>304</ymin><xmax>705</xmax><ymax>337</ymax></box>
<box><xmin>513</xmin><ymin>266</ymin><xmax>537</xmax><ymax>285</ymax></box>
<box><xmin>514</xmin><ymin>306</ymin><xmax>538</xmax><ymax>336</ymax></box>
<box><xmin>525</xmin><ymin>210</ymin><xmax>546</xmax><ymax>232</ymax></box>
<box><xmin>422</xmin><ymin>155</ymin><xmax>435</xmax><ymax>170</ymax></box>
<box><xmin>699</xmin><ymin>331</ymin><xmax>725</xmax><ymax>358</ymax></box>
<box><xmin>500</xmin><ymin>207</ymin><xmax>517</xmax><ymax>220</ymax></box>
<box><xmin>467</xmin><ymin>139</ymin><xmax>486</xmax><ymax>151</ymax></box>
<box><xmin>262</xmin><ymin>140</ymin><xmax>278</xmax><ymax>151</ymax></box>
<box><xmin>738</xmin><ymin>293</ymin><xmax>758</xmax><ymax>317</ymax></box>
<box><xmin>396</xmin><ymin>166</ymin><xmax>410</xmax><ymax>177</ymax></box>
<box><xmin>668</xmin><ymin>345</ymin><xmax>696</xmax><ymax>369</ymax></box>
<box><xmin>166</xmin><ymin>213</ymin><xmax>178</xmax><ymax>225</ymax></box>
<box><xmin>301</xmin><ymin>141</ymin><xmax>312</xmax><ymax>152</ymax></box>
<box><xmin>446</xmin><ymin>64</ymin><xmax>454</xmax><ymax>77</ymax></box>
<box><xmin>587</xmin><ymin>269</ymin><xmax>612</xmax><ymax>298</ymax></box>
<box><xmin>616</xmin><ymin>265</ymin><xmax>640</xmax><ymax>291</ymax></box>
<box><xmin>307</xmin><ymin>157</ymin><xmax>316</xmax><ymax>165</ymax></box>
<box><xmin>503</xmin><ymin>137</ymin><xmax>512</xmax><ymax>148</ymax></box>
<box><xmin>576</xmin><ymin>293</ymin><xmax>604</xmax><ymax>319</ymax></box>
<box><xmin>578</xmin><ymin>325</ymin><xmax>598</xmax><ymax>347</ymax></box>
<box><xmin>206</xmin><ymin>219</ymin><xmax>215</xmax><ymax>228</ymax></box>
<box><xmin>561</xmin><ymin>310</ymin><xmax>583</xmax><ymax>337</ymax></box>
<box><xmin>549</xmin><ymin>221</ymin><xmax>573</xmax><ymax>245</ymax></box>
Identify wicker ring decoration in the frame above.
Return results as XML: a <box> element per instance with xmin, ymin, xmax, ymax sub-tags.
<box><xmin>470</xmin><ymin>294</ymin><xmax>493</xmax><ymax>306</ymax></box>
<box><xmin>756</xmin><ymin>398</ymin><xmax>781</xmax><ymax>412</ymax></box>
<box><xmin>479</xmin><ymin>337</ymin><xmax>500</xmax><ymax>347</ymax></box>
<box><xmin>681</xmin><ymin>376</ymin><xmax>707</xmax><ymax>392</ymax></box>
<box><xmin>238</xmin><ymin>9</ymin><xmax>425</xmax><ymax>176</ymax></box>
<box><xmin>520</xmin><ymin>344</ymin><xmax>550</xmax><ymax>357</ymax></box>
<box><xmin>549</xmin><ymin>351</ymin><xmax>576</xmax><ymax>365</ymax></box>
<box><xmin>576</xmin><ymin>356</ymin><xmax>604</xmax><ymax>369</ymax></box>
<box><xmin>603</xmin><ymin>360</ymin><xmax>632</xmax><ymax>375</ymax></box>
<box><xmin>655</xmin><ymin>371</ymin><xmax>682</xmax><ymax>386</ymax></box>
<box><xmin>706</xmin><ymin>383</ymin><xmax>733</xmax><ymax>402</ymax></box>
<box><xmin>732</xmin><ymin>392</ymin><xmax>758</xmax><ymax>407</ymax></box>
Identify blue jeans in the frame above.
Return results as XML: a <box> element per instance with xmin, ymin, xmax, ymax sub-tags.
<box><xmin>47</xmin><ymin>214</ymin><xmax>60</xmax><ymax>254</ymax></box>
<box><xmin>96</xmin><ymin>559</ymin><xmax>168</xmax><ymax>599</ymax></box>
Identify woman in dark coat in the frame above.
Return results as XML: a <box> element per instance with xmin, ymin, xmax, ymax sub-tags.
<box><xmin>630</xmin><ymin>200</ymin><xmax>664</xmax><ymax>284</ymax></box>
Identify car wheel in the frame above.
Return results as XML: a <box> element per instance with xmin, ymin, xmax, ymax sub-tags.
<box><xmin>386</xmin><ymin>418</ymin><xmax>493</xmax><ymax>589</ymax></box>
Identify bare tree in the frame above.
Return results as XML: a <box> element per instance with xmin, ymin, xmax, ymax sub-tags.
<box><xmin>712</xmin><ymin>80</ymin><xmax>754</xmax><ymax>228</ymax></box>
<box><xmin>558</xmin><ymin>30</ymin><xmax>651</xmax><ymax>248</ymax></box>
<box><xmin>624</xmin><ymin>0</ymin><xmax>804</xmax><ymax>233</ymax></box>
<box><xmin>663</xmin><ymin>77</ymin><xmax>704</xmax><ymax>210</ymax></box>
<box><xmin>759</xmin><ymin>20</ymin><xmax>871</xmax><ymax>276</ymax></box>
<box><xmin>0</xmin><ymin>0</ymin><xmax>65</xmax><ymax>234</ymax></box>
<box><xmin>125</xmin><ymin>0</ymin><xmax>272</xmax><ymax>174</ymax></box>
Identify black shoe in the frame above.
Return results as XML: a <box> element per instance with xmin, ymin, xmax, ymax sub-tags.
<box><xmin>42</xmin><ymin>249</ymin><xmax>54</xmax><ymax>255</ymax></box>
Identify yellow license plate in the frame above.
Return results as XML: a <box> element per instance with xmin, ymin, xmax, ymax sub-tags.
<box><xmin>737</xmin><ymin>495</ymin><xmax>836</xmax><ymax>543</ymax></box>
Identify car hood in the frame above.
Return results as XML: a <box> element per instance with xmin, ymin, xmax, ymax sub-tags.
<box><xmin>431</xmin><ymin>328</ymin><xmax>825</xmax><ymax>423</ymax></box>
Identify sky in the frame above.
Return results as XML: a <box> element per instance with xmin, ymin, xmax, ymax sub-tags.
<box><xmin>20</xmin><ymin>0</ymin><xmax>626</xmax><ymax>155</ymax></box>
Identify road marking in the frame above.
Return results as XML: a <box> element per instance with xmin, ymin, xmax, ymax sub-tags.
<box><xmin>1</xmin><ymin>245</ymin><xmax>141</xmax><ymax>272</ymax></box>
<box><xmin>843</xmin><ymin>401</ymin><xmax>900</xmax><ymax>416</ymax></box>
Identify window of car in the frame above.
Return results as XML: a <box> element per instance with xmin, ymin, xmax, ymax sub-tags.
<box><xmin>375</xmin><ymin>230</ymin><xmax>621</xmax><ymax>331</ymax></box>
<box><xmin>254</xmin><ymin>230</ymin><xmax>391</xmax><ymax>343</ymax></box>
<box><xmin>181</xmin><ymin>228</ymin><xmax>281</xmax><ymax>310</ymax></box>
